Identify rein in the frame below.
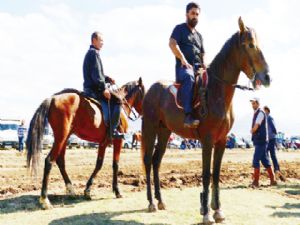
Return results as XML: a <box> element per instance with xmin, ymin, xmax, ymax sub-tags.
<box><xmin>111</xmin><ymin>84</ymin><xmax>141</xmax><ymax>121</ymax></box>
<box><xmin>208</xmin><ymin>71</ymin><xmax>254</xmax><ymax>91</ymax></box>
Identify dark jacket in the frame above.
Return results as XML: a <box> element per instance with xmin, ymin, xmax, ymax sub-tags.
<box><xmin>267</xmin><ymin>115</ymin><xmax>277</xmax><ymax>140</ymax></box>
<box><xmin>252</xmin><ymin>109</ymin><xmax>267</xmax><ymax>145</ymax></box>
<box><xmin>83</xmin><ymin>45</ymin><xmax>111</xmax><ymax>94</ymax></box>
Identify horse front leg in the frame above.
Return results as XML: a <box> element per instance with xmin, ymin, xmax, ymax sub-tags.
<box><xmin>112</xmin><ymin>138</ymin><xmax>123</xmax><ymax>198</ymax></box>
<box><xmin>211</xmin><ymin>140</ymin><xmax>226</xmax><ymax>223</ymax></box>
<box><xmin>201</xmin><ymin>138</ymin><xmax>215</xmax><ymax>224</ymax></box>
<box><xmin>84</xmin><ymin>142</ymin><xmax>107</xmax><ymax>199</ymax></box>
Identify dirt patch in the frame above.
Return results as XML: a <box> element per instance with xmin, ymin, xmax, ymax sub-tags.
<box><xmin>0</xmin><ymin>149</ymin><xmax>299</xmax><ymax>200</ymax></box>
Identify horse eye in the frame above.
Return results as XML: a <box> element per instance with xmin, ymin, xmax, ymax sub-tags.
<box><xmin>249</xmin><ymin>43</ymin><xmax>255</xmax><ymax>48</ymax></box>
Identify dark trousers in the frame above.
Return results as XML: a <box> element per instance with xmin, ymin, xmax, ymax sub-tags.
<box><xmin>267</xmin><ymin>138</ymin><xmax>280</xmax><ymax>171</ymax></box>
<box><xmin>18</xmin><ymin>136</ymin><xmax>24</xmax><ymax>152</ymax></box>
<box><xmin>176</xmin><ymin>67</ymin><xmax>195</xmax><ymax>114</ymax></box>
<box><xmin>252</xmin><ymin>143</ymin><xmax>271</xmax><ymax>169</ymax></box>
<box><xmin>83</xmin><ymin>88</ymin><xmax>122</xmax><ymax>129</ymax></box>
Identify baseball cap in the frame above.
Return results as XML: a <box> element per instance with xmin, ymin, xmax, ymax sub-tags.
<box><xmin>250</xmin><ymin>97</ymin><xmax>260</xmax><ymax>104</ymax></box>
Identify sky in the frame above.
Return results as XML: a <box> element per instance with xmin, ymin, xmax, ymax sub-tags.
<box><xmin>0</xmin><ymin>0</ymin><xmax>299</xmax><ymax>138</ymax></box>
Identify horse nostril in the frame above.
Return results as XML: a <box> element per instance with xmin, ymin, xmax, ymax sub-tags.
<box><xmin>265</xmin><ymin>74</ymin><xmax>271</xmax><ymax>83</ymax></box>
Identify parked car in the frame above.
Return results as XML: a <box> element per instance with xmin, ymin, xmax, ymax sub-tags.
<box><xmin>235</xmin><ymin>138</ymin><xmax>246</xmax><ymax>149</ymax></box>
<box><xmin>0</xmin><ymin>119</ymin><xmax>21</xmax><ymax>149</ymax></box>
<box><xmin>288</xmin><ymin>136</ymin><xmax>300</xmax><ymax>149</ymax></box>
<box><xmin>42</xmin><ymin>125</ymin><xmax>54</xmax><ymax>149</ymax></box>
<box><xmin>168</xmin><ymin>139</ymin><xmax>181</xmax><ymax>149</ymax></box>
<box><xmin>68</xmin><ymin>134</ymin><xmax>85</xmax><ymax>149</ymax></box>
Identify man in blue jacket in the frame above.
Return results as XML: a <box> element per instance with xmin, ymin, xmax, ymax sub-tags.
<box><xmin>263</xmin><ymin>106</ymin><xmax>285</xmax><ymax>181</ymax></box>
<box><xmin>250</xmin><ymin>98</ymin><xmax>276</xmax><ymax>187</ymax></box>
<box><xmin>83</xmin><ymin>31</ymin><xmax>124</xmax><ymax>139</ymax></box>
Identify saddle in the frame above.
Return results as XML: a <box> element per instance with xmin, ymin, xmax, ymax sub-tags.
<box><xmin>168</xmin><ymin>68</ymin><xmax>209</xmax><ymax>117</ymax></box>
<box><xmin>54</xmin><ymin>89</ymin><xmax>121</xmax><ymax>129</ymax></box>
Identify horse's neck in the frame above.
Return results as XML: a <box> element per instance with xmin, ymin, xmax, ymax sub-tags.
<box><xmin>208</xmin><ymin>47</ymin><xmax>240</xmax><ymax>112</ymax></box>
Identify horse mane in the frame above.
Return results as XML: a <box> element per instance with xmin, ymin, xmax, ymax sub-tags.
<box><xmin>122</xmin><ymin>81</ymin><xmax>145</xmax><ymax>100</ymax></box>
<box><xmin>205</xmin><ymin>32</ymin><xmax>241</xmax><ymax>117</ymax></box>
<box><xmin>208</xmin><ymin>32</ymin><xmax>240</xmax><ymax>78</ymax></box>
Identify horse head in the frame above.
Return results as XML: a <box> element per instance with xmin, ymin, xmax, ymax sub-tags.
<box><xmin>122</xmin><ymin>77</ymin><xmax>145</xmax><ymax>115</ymax></box>
<box><xmin>238</xmin><ymin>17</ymin><xmax>271</xmax><ymax>89</ymax></box>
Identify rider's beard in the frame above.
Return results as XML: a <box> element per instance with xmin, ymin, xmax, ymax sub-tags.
<box><xmin>187</xmin><ymin>18</ymin><xmax>198</xmax><ymax>28</ymax></box>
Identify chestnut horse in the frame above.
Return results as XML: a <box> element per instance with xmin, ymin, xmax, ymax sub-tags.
<box><xmin>141</xmin><ymin>18</ymin><xmax>271</xmax><ymax>224</ymax></box>
<box><xmin>26</xmin><ymin>78</ymin><xmax>144</xmax><ymax>209</ymax></box>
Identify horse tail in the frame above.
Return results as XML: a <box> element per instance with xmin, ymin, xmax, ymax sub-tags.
<box><xmin>26</xmin><ymin>98</ymin><xmax>52</xmax><ymax>175</ymax></box>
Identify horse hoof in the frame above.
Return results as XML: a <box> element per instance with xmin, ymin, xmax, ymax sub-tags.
<box><xmin>158</xmin><ymin>202</ymin><xmax>166</xmax><ymax>210</ymax></box>
<box><xmin>200</xmin><ymin>206</ymin><xmax>204</xmax><ymax>215</ymax></box>
<box><xmin>39</xmin><ymin>197</ymin><xmax>53</xmax><ymax>210</ymax></box>
<box><xmin>84</xmin><ymin>189</ymin><xmax>92</xmax><ymax>200</ymax></box>
<box><xmin>116</xmin><ymin>193</ymin><xmax>123</xmax><ymax>199</ymax></box>
<box><xmin>148</xmin><ymin>203</ymin><xmax>157</xmax><ymax>212</ymax></box>
<box><xmin>213</xmin><ymin>209</ymin><xmax>225</xmax><ymax>223</ymax></box>
<box><xmin>66</xmin><ymin>183</ymin><xmax>76</xmax><ymax>197</ymax></box>
<box><xmin>203</xmin><ymin>212</ymin><xmax>215</xmax><ymax>224</ymax></box>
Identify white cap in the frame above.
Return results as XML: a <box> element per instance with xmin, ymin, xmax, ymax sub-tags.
<box><xmin>250</xmin><ymin>97</ymin><xmax>260</xmax><ymax>104</ymax></box>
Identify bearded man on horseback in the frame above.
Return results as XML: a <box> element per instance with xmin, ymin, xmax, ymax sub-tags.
<box><xmin>83</xmin><ymin>31</ymin><xmax>124</xmax><ymax>139</ymax></box>
<box><xmin>169</xmin><ymin>2</ymin><xmax>206</xmax><ymax>128</ymax></box>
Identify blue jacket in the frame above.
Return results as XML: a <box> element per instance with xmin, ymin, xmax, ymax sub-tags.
<box><xmin>83</xmin><ymin>45</ymin><xmax>110</xmax><ymax>94</ymax></box>
<box><xmin>252</xmin><ymin>109</ymin><xmax>267</xmax><ymax>145</ymax></box>
<box><xmin>267</xmin><ymin>115</ymin><xmax>277</xmax><ymax>140</ymax></box>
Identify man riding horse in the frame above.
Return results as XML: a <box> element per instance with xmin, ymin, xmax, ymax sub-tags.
<box><xmin>83</xmin><ymin>31</ymin><xmax>124</xmax><ymax>139</ymax></box>
<box><xmin>169</xmin><ymin>2</ymin><xmax>205</xmax><ymax>128</ymax></box>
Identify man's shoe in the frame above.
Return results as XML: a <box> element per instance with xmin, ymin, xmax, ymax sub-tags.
<box><xmin>183</xmin><ymin>114</ymin><xmax>200</xmax><ymax>128</ymax></box>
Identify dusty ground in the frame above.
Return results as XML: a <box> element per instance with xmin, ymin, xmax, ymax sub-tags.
<box><xmin>0</xmin><ymin>148</ymin><xmax>299</xmax><ymax>224</ymax></box>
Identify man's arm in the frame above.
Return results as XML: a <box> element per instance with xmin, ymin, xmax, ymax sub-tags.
<box><xmin>251</xmin><ymin>111</ymin><xmax>265</xmax><ymax>134</ymax></box>
<box><xmin>169</xmin><ymin>38</ymin><xmax>192</xmax><ymax>69</ymax></box>
<box><xmin>251</xmin><ymin>124</ymin><xmax>260</xmax><ymax>134</ymax></box>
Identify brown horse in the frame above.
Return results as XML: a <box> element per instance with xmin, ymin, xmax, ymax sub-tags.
<box><xmin>141</xmin><ymin>18</ymin><xmax>270</xmax><ymax>224</ymax></box>
<box><xmin>131</xmin><ymin>131</ymin><xmax>142</xmax><ymax>149</ymax></box>
<box><xmin>26</xmin><ymin>78</ymin><xmax>145</xmax><ymax>209</ymax></box>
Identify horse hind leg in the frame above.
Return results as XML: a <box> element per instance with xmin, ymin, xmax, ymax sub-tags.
<box><xmin>153</xmin><ymin>127</ymin><xmax>170</xmax><ymax>210</ymax></box>
<box><xmin>40</xmin><ymin>138</ymin><xmax>69</xmax><ymax>209</ymax></box>
<box><xmin>142</xmin><ymin>118</ymin><xmax>157</xmax><ymax>212</ymax></box>
<box><xmin>56</xmin><ymin>143</ymin><xmax>76</xmax><ymax>198</ymax></box>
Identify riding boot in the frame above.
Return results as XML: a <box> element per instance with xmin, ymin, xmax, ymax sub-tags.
<box><xmin>251</xmin><ymin>168</ymin><xmax>260</xmax><ymax>188</ymax></box>
<box><xmin>110</xmin><ymin>104</ymin><xmax>124</xmax><ymax>139</ymax></box>
<box><xmin>183</xmin><ymin>113</ymin><xmax>200</xmax><ymax>128</ymax></box>
<box><xmin>266</xmin><ymin>167</ymin><xmax>277</xmax><ymax>186</ymax></box>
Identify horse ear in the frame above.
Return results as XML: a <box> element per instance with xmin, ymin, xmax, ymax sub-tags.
<box><xmin>138</xmin><ymin>77</ymin><xmax>143</xmax><ymax>86</ymax></box>
<box><xmin>238</xmin><ymin>16</ymin><xmax>246</xmax><ymax>33</ymax></box>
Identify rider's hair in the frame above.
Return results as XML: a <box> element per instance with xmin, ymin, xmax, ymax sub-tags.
<box><xmin>186</xmin><ymin>2</ymin><xmax>201</xmax><ymax>13</ymax></box>
<box><xmin>263</xmin><ymin>106</ymin><xmax>270</xmax><ymax>113</ymax></box>
<box><xmin>91</xmin><ymin>31</ymin><xmax>101</xmax><ymax>43</ymax></box>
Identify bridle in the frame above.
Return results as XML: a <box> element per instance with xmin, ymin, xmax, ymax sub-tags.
<box><xmin>207</xmin><ymin>31</ymin><xmax>260</xmax><ymax>91</ymax></box>
<box><xmin>113</xmin><ymin>84</ymin><xmax>142</xmax><ymax>121</ymax></box>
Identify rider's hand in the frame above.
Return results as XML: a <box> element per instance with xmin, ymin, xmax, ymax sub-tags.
<box><xmin>181</xmin><ymin>58</ymin><xmax>193</xmax><ymax>69</ymax></box>
<box><xmin>103</xmin><ymin>89</ymin><xmax>111</xmax><ymax>100</ymax></box>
